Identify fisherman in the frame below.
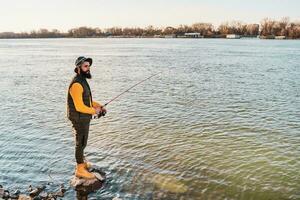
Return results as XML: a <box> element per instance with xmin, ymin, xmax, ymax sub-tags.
<box><xmin>67</xmin><ymin>56</ymin><xmax>107</xmax><ymax>179</ymax></box>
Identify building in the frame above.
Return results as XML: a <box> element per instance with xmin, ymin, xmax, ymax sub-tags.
<box><xmin>164</xmin><ymin>34</ymin><xmax>177</xmax><ymax>38</ymax></box>
<box><xmin>226</xmin><ymin>34</ymin><xmax>241</xmax><ymax>39</ymax></box>
<box><xmin>275</xmin><ymin>36</ymin><xmax>286</xmax><ymax>39</ymax></box>
<box><xmin>184</xmin><ymin>33</ymin><xmax>203</xmax><ymax>38</ymax></box>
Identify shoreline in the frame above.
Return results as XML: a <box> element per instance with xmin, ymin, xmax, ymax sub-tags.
<box><xmin>0</xmin><ymin>36</ymin><xmax>299</xmax><ymax>40</ymax></box>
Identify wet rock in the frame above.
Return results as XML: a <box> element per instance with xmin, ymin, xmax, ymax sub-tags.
<box><xmin>53</xmin><ymin>191</ymin><xmax>64</xmax><ymax>198</ymax></box>
<box><xmin>70</xmin><ymin>166</ymin><xmax>106</xmax><ymax>195</ymax></box>
<box><xmin>27</xmin><ymin>185</ymin><xmax>33</xmax><ymax>192</ymax></box>
<box><xmin>59</xmin><ymin>183</ymin><xmax>66</xmax><ymax>194</ymax></box>
<box><xmin>0</xmin><ymin>188</ymin><xmax>4</xmax><ymax>197</ymax></box>
<box><xmin>29</xmin><ymin>185</ymin><xmax>46</xmax><ymax>197</ymax></box>
<box><xmin>0</xmin><ymin>189</ymin><xmax>10</xmax><ymax>199</ymax></box>
<box><xmin>151</xmin><ymin>174</ymin><xmax>188</xmax><ymax>193</ymax></box>
<box><xmin>0</xmin><ymin>183</ymin><xmax>66</xmax><ymax>200</ymax></box>
<box><xmin>32</xmin><ymin>196</ymin><xmax>42</xmax><ymax>200</ymax></box>
<box><xmin>18</xmin><ymin>194</ymin><xmax>31</xmax><ymax>200</ymax></box>
<box><xmin>14</xmin><ymin>189</ymin><xmax>21</xmax><ymax>195</ymax></box>
<box><xmin>9</xmin><ymin>194</ymin><xmax>19</xmax><ymax>199</ymax></box>
<box><xmin>39</xmin><ymin>191</ymin><xmax>48</xmax><ymax>199</ymax></box>
<box><xmin>46</xmin><ymin>193</ymin><xmax>56</xmax><ymax>200</ymax></box>
<box><xmin>6</xmin><ymin>189</ymin><xmax>21</xmax><ymax>199</ymax></box>
<box><xmin>112</xmin><ymin>197</ymin><xmax>122</xmax><ymax>200</ymax></box>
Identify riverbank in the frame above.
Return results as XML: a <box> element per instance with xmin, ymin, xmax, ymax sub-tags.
<box><xmin>0</xmin><ymin>34</ymin><xmax>300</xmax><ymax>40</ymax></box>
<box><xmin>1</xmin><ymin>17</ymin><xmax>300</xmax><ymax>39</ymax></box>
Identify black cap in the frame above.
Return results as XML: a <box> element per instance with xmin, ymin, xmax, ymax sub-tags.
<box><xmin>75</xmin><ymin>56</ymin><xmax>93</xmax><ymax>67</ymax></box>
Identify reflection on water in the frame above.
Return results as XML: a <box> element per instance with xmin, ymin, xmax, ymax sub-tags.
<box><xmin>0</xmin><ymin>38</ymin><xmax>299</xmax><ymax>199</ymax></box>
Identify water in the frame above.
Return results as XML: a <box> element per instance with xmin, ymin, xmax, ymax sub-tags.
<box><xmin>0</xmin><ymin>38</ymin><xmax>299</xmax><ymax>199</ymax></box>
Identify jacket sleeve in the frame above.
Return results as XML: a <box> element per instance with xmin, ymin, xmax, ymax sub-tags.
<box><xmin>69</xmin><ymin>83</ymin><xmax>96</xmax><ymax>115</ymax></box>
<box><xmin>92</xmin><ymin>101</ymin><xmax>103</xmax><ymax>108</ymax></box>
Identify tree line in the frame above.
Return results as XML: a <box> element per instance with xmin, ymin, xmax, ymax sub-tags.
<box><xmin>1</xmin><ymin>17</ymin><xmax>299</xmax><ymax>39</ymax></box>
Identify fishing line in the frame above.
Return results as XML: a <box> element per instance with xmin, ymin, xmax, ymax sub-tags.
<box><xmin>94</xmin><ymin>72</ymin><xmax>162</xmax><ymax>119</ymax></box>
<box><xmin>103</xmin><ymin>72</ymin><xmax>162</xmax><ymax>107</ymax></box>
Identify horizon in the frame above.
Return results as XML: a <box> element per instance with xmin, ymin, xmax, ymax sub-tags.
<box><xmin>1</xmin><ymin>0</ymin><xmax>300</xmax><ymax>33</ymax></box>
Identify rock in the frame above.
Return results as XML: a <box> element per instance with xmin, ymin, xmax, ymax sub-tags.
<box><xmin>0</xmin><ymin>188</ymin><xmax>4</xmax><ymax>198</ymax></box>
<box><xmin>18</xmin><ymin>194</ymin><xmax>31</xmax><ymax>200</ymax></box>
<box><xmin>112</xmin><ymin>197</ymin><xmax>122</xmax><ymax>200</ymax></box>
<box><xmin>47</xmin><ymin>193</ymin><xmax>56</xmax><ymax>200</ymax></box>
<box><xmin>29</xmin><ymin>186</ymin><xmax>46</xmax><ymax>197</ymax></box>
<box><xmin>151</xmin><ymin>174</ymin><xmax>188</xmax><ymax>193</ymax></box>
<box><xmin>0</xmin><ymin>183</ymin><xmax>66</xmax><ymax>200</ymax></box>
<box><xmin>27</xmin><ymin>185</ymin><xmax>33</xmax><ymax>192</ymax></box>
<box><xmin>89</xmin><ymin>168</ymin><xmax>106</xmax><ymax>182</ymax></box>
<box><xmin>39</xmin><ymin>191</ymin><xmax>48</xmax><ymax>199</ymax></box>
<box><xmin>6</xmin><ymin>189</ymin><xmax>21</xmax><ymax>199</ymax></box>
<box><xmin>9</xmin><ymin>194</ymin><xmax>19</xmax><ymax>199</ymax></box>
<box><xmin>53</xmin><ymin>191</ymin><xmax>64</xmax><ymax>197</ymax></box>
<box><xmin>70</xmin><ymin>166</ymin><xmax>106</xmax><ymax>195</ymax></box>
<box><xmin>13</xmin><ymin>189</ymin><xmax>21</xmax><ymax>196</ymax></box>
<box><xmin>32</xmin><ymin>196</ymin><xmax>41</xmax><ymax>200</ymax></box>
<box><xmin>59</xmin><ymin>183</ymin><xmax>66</xmax><ymax>194</ymax></box>
<box><xmin>0</xmin><ymin>189</ymin><xmax>10</xmax><ymax>199</ymax></box>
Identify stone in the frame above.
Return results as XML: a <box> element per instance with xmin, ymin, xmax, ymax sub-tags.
<box><xmin>39</xmin><ymin>191</ymin><xmax>48</xmax><ymax>199</ymax></box>
<box><xmin>112</xmin><ymin>197</ymin><xmax>122</xmax><ymax>200</ymax></box>
<box><xmin>0</xmin><ymin>183</ymin><xmax>65</xmax><ymax>200</ymax></box>
<box><xmin>32</xmin><ymin>196</ymin><xmax>41</xmax><ymax>200</ymax></box>
<box><xmin>0</xmin><ymin>189</ymin><xmax>10</xmax><ymax>199</ymax></box>
<box><xmin>151</xmin><ymin>174</ymin><xmax>188</xmax><ymax>193</ymax></box>
<box><xmin>0</xmin><ymin>188</ymin><xmax>4</xmax><ymax>198</ymax></box>
<box><xmin>70</xmin><ymin>166</ymin><xmax>106</xmax><ymax>195</ymax></box>
<box><xmin>29</xmin><ymin>186</ymin><xmax>45</xmax><ymax>197</ymax></box>
<box><xmin>18</xmin><ymin>194</ymin><xmax>31</xmax><ymax>200</ymax></box>
<box><xmin>13</xmin><ymin>189</ymin><xmax>21</xmax><ymax>196</ymax></box>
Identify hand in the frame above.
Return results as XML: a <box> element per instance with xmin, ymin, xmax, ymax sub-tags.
<box><xmin>97</xmin><ymin>106</ymin><xmax>107</xmax><ymax>117</ymax></box>
<box><xmin>100</xmin><ymin>107</ymin><xmax>107</xmax><ymax>115</ymax></box>
<box><xmin>93</xmin><ymin>104</ymin><xmax>100</xmax><ymax>109</ymax></box>
<box><xmin>95</xmin><ymin>107</ymin><xmax>101</xmax><ymax>115</ymax></box>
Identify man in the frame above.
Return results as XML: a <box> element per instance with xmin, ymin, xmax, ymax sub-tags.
<box><xmin>67</xmin><ymin>56</ymin><xmax>107</xmax><ymax>179</ymax></box>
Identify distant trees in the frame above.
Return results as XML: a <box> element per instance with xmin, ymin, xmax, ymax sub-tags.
<box><xmin>176</xmin><ymin>25</ymin><xmax>193</xmax><ymax>35</ymax></box>
<box><xmin>0</xmin><ymin>29</ymin><xmax>66</xmax><ymax>38</ymax></box>
<box><xmin>260</xmin><ymin>17</ymin><xmax>300</xmax><ymax>38</ymax></box>
<box><xmin>68</xmin><ymin>27</ymin><xmax>102</xmax><ymax>37</ymax></box>
<box><xmin>162</xmin><ymin>26</ymin><xmax>177</xmax><ymax>35</ymax></box>
<box><xmin>217</xmin><ymin>21</ymin><xmax>259</xmax><ymax>36</ymax></box>
<box><xmin>1</xmin><ymin>18</ymin><xmax>300</xmax><ymax>39</ymax></box>
<box><xmin>191</xmin><ymin>23</ymin><xmax>214</xmax><ymax>37</ymax></box>
<box><xmin>122</xmin><ymin>27</ymin><xmax>143</xmax><ymax>37</ymax></box>
<box><xmin>218</xmin><ymin>21</ymin><xmax>242</xmax><ymax>35</ymax></box>
<box><xmin>245</xmin><ymin>24</ymin><xmax>260</xmax><ymax>36</ymax></box>
<box><xmin>287</xmin><ymin>22</ymin><xmax>300</xmax><ymax>38</ymax></box>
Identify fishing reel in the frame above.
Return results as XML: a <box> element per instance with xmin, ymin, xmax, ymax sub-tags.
<box><xmin>92</xmin><ymin>108</ymin><xmax>107</xmax><ymax>119</ymax></box>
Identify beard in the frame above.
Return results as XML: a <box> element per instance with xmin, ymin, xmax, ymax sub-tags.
<box><xmin>81</xmin><ymin>69</ymin><xmax>92</xmax><ymax>79</ymax></box>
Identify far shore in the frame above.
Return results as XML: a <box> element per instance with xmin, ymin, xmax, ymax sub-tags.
<box><xmin>0</xmin><ymin>35</ymin><xmax>299</xmax><ymax>40</ymax></box>
<box><xmin>1</xmin><ymin>17</ymin><xmax>300</xmax><ymax>40</ymax></box>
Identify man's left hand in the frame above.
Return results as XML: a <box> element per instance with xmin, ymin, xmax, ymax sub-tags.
<box><xmin>100</xmin><ymin>106</ymin><xmax>107</xmax><ymax>116</ymax></box>
<box><xmin>93</xmin><ymin>105</ymin><xmax>107</xmax><ymax>117</ymax></box>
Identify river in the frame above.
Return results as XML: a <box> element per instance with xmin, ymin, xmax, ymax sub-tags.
<box><xmin>0</xmin><ymin>38</ymin><xmax>299</xmax><ymax>199</ymax></box>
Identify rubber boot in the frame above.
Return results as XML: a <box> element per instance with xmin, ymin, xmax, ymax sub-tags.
<box><xmin>75</xmin><ymin>163</ymin><xmax>95</xmax><ymax>179</ymax></box>
<box><xmin>83</xmin><ymin>157</ymin><xmax>92</xmax><ymax>169</ymax></box>
<box><xmin>84</xmin><ymin>161</ymin><xmax>92</xmax><ymax>169</ymax></box>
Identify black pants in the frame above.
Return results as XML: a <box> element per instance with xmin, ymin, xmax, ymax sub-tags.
<box><xmin>71</xmin><ymin>119</ymin><xmax>91</xmax><ymax>164</ymax></box>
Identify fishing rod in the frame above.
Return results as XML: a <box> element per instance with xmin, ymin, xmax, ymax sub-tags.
<box><xmin>94</xmin><ymin>72</ymin><xmax>161</xmax><ymax>118</ymax></box>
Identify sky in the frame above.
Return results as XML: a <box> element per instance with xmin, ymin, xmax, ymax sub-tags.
<box><xmin>1</xmin><ymin>0</ymin><xmax>300</xmax><ymax>32</ymax></box>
